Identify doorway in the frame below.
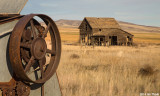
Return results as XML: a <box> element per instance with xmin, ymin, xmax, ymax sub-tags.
<box><xmin>111</xmin><ymin>36</ymin><xmax>117</xmax><ymax>45</ymax></box>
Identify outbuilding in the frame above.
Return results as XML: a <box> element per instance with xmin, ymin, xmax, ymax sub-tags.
<box><xmin>79</xmin><ymin>17</ymin><xmax>133</xmax><ymax>46</ymax></box>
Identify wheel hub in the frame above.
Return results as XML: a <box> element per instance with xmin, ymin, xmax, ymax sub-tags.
<box><xmin>31</xmin><ymin>38</ymin><xmax>47</xmax><ymax>60</ymax></box>
<box><xmin>9</xmin><ymin>14</ymin><xmax>61</xmax><ymax>83</ymax></box>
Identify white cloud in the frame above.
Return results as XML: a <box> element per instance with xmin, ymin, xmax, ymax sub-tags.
<box><xmin>39</xmin><ymin>3</ymin><xmax>58</xmax><ymax>8</ymax></box>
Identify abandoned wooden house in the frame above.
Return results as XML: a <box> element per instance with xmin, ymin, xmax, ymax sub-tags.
<box><xmin>78</xmin><ymin>17</ymin><xmax>133</xmax><ymax>46</ymax></box>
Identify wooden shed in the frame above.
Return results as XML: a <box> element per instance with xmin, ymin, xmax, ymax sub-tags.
<box><xmin>78</xmin><ymin>17</ymin><xmax>133</xmax><ymax>46</ymax></box>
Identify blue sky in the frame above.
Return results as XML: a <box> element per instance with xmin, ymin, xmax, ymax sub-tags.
<box><xmin>21</xmin><ymin>0</ymin><xmax>160</xmax><ymax>27</ymax></box>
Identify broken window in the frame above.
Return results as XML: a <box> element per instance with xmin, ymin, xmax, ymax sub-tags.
<box><xmin>86</xmin><ymin>24</ymin><xmax>87</xmax><ymax>31</ymax></box>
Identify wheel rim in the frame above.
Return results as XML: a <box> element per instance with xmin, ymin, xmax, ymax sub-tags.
<box><xmin>9</xmin><ymin>14</ymin><xmax>61</xmax><ymax>83</ymax></box>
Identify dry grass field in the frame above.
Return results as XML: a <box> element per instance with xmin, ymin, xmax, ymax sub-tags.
<box><xmin>58</xmin><ymin>26</ymin><xmax>160</xmax><ymax>44</ymax></box>
<box><xmin>57</xmin><ymin>45</ymin><xmax>160</xmax><ymax>96</ymax></box>
<box><xmin>133</xmin><ymin>33</ymin><xmax>160</xmax><ymax>44</ymax></box>
<box><xmin>58</xmin><ymin>27</ymin><xmax>79</xmax><ymax>43</ymax></box>
<box><xmin>0</xmin><ymin>20</ymin><xmax>159</xmax><ymax>96</ymax></box>
<box><xmin>56</xmin><ymin>22</ymin><xmax>160</xmax><ymax>96</ymax></box>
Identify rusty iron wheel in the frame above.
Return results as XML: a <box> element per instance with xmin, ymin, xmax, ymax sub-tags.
<box><xmin>9</xmin><ymin>14</ymin><xmax>61</xmax><ymax>83</ymax></box>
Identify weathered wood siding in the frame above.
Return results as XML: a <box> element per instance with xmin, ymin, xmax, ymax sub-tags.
<box><xmin>107</xmin><ymin>30</ymin><xmax>131</xmax><ymax>43</ymax></box>
<box><xmin>79</xmin><ymin>18</ymin><xmax>133</xmax><ymax>46</ymax></box>
<box><xmin>92</xmin><ymin>28</ymin><xmax>108</xmax><ymax>34</ymax></box>
<box><xmin>80</xmin><ymin>20</ymin><xmax>92</xmax><ymax>35</ymax></box>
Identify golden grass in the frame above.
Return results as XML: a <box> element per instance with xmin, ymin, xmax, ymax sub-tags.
<box><xmin>35</xmin><ymin>24</ymin><xmax>160</xmax><ymax>96</ymax></box>
<box><xmin>58</xmin><ymin>27</ymin><xmax>79</xmax><ymax>42</ymax></box>
<box><xmin>132</xmin><ymin>33</ymin><xmax>160</xmax><ymax>44</ymax></box>
<box><xmin>57</xmin><ymin>44</ymin><xmax>160</xmax><ymax>96</ymax></box>
<box><xmin>56</xmin><ymin>26</ymin><xmax>160</xmax><ymax>95</ymax></box>
<box><xmin>57</xmin><ymin>26</ymin><xmax>160</xmax><ymax>44</ymax></box>
<box><xmin>61</xmin><ymin>34</ymin><xmax>79</xmax><ymax>42</ymax></box>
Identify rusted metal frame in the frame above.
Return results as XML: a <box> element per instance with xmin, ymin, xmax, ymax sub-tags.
<box><xmin>30</xmin><ymin>19</ymin><xmax>37</xmax><ymax>39</ymax></box>
<box><xmin>2</xmin><ymin>88</ymin><xmax>16</xmax><ymax>96</ymax></box>
<box><xmin>42</xmin><ymin>22</ymin><xmax>51</xmax><ymax>38</ymax></box>
<box><xmin>46</xmin><ymin>49</ymin><xmax>56</xmax><ymax>55</ymax></box>
<box><xmin>0</xmin><ymin>14</ymin><xmax>20</xmax><ymax>17</ymax></box>
<box><xmin>9</xmin><ymin>14</ymin><xmax>61</xmax><ymax>84</ymax></box>
<box><xmin>0</xmin><ymin>78</ymin><xmax>16</xmax><ymax>96</ymax></box>
<box><xmin>39</xmin><ymin>60</ymin><xmax>44</xmax><ymax>96</ymax></box>
<box><xmin>0</xmin><ymin>15</ymin><xmax>23</xmax><ymax>24</ymax></box>
<box><xmin>41</xmin><ymin>84</ymin><xmax>44</xmax><ymax>96</ymax></box>
<box><xmin>20</xmin><ymin>42</ymin><xmax>31</xmax><ymax>49</ymax></box>
<box><xmin>16</xmin><ymin>81</ymin><xmax>30</xmax><ymax>96</ymax></box>
<box><xmin>24</xmin><ymin>56</ymin><xmax>35</xmax><ymax>72</ymax></box>
<box><xmin>0</xmin><ymin>79</ymin><xmax>16</xmax><ymax>89</ymax></box>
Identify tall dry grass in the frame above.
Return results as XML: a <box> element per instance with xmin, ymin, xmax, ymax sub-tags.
<box><xmin>57</xmin><ymin>44</ymin><xmax>160</xmax><ymax>96</ymax></box>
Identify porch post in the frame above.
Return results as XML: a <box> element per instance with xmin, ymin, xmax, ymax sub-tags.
<box><xmin>104</xmin><ymin>36</ymin><xmax>106</xmax><ymax>46</ymax></box>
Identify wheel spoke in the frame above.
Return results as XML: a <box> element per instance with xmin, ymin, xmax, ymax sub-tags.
<box><xmin>30</xmin><ymin>19</ymin><xmax>37</xmax><ymax>39</ymax></box>
<box><xmin>21</xmin><ymin>39</ymin><xmax>30</xmax><ymax>62</ymax></box>
<box><xmin>20</xmin><ymin>42</ymin><xmax>31</xmax><ymax>49</ymax></box>
<box><xmin>25</xmin><ymin>56</ymin><xmax>35</xmax><ymax>72</ymax></box>
<box><xmin>9</xmin><ymin>14</ymin><xmax>61</xmax><ymax>83</ymax></box>
<box><xmin>39</xmin><ymin>60</ymin><xmax>44</xmax><ymax>78</ymax></box>
<box><xmin>42</xmin><ymin>22</ymin><xmax>51</xmax><ymax>38</ymax></box>
<box><xmin>46</xmin><ymin>49</ymin><xmax>56</xmax><ymax>56</ymax></box>
<box><xmin>21</xmin><ymin>48</ymin><xmax>30</xmax><ymax>63</ymax></box>
<box><xmin>30</xmin><ymin>63</ymin><xmax>49</xmax><ymax>73</ymax></box>
<box><xmin>34</xmin><ymin>70</ymin><xmax>39</xmax><ymax>80</ymax></box>
<box><xmin>41</xmin><ymin>84</ymin><xmax>44</xmax><ymax>96</ymax></box>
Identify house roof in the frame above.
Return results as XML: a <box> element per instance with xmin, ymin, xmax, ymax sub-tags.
<box><xmin>79</xmin><ymin>17</ymin><xmax>121</xmax><ymax>29</ymax></box>
<box><xmin>92</xmin><ymin>28</ymin><xmax>134</xmax><ymax>36</ymax></box>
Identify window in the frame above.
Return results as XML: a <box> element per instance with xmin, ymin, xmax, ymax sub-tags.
<box><xmin>86</xmin><ymin>24</ymin><xmax>87</xmax><ymax>31</ymax></box>
<box><xmin>99</xmin><ymin>29</ymin><xmax>102</xmax><ymax>31</ymax></box>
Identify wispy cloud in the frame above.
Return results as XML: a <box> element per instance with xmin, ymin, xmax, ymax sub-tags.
<box><xmin>21</xmin><ymin>0</ymin><xmax>160</xmax><ymax>26</ymax></box>
<box><xmin>39</xmin><ymin>3</ymin><xmax>58</xmax><ymax>8</ymax></box>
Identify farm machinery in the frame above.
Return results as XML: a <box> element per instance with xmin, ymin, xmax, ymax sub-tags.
<box><xmin>0</xmin><ymin>0</ymin><xmax>62</xmax><ymax>96</ymax></box>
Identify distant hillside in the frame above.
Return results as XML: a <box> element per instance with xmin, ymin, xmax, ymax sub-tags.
<box><xmin>55</xmin><ymin>19</ymin><xmax>160</xmax><ymax>33</ymax></box>
<box><xmin>118</xmin><ymin>21</ymin><xmax>160</xmax><ymax>33</ymax></box>
<box><xmin>56</xmin><ymin>19</ymin><xmax>81</xmax><ymax>28</ymax></box>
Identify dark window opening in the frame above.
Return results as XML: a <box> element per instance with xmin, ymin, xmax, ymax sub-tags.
<box><xmin>85</xmin><ymin>24</ymin><xmax>87</xmax><ymax>31</ymax></box>
<box><xmin>99</xmin><ymin>29</ymin><xmax>102</xmax><ymax>31</ymax></box>
<box><xmin>127</xmin><ymin>36</ymin><xmax>131</xmax><ymax>41</ymax></box>
<box><xmin>111</xmin><ymin>36</ymin><xmax>117</xmax><ymax>45</ymax></box>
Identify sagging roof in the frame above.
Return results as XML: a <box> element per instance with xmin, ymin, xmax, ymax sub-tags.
<box><xmin>79</xmin><ymin>17</ymin><xmax>121</xmax><ymax>29</ymax></box>
<box><xmin>92</xmin><ymin>28</ymin><xmax>134</xmax><ymax>36</ymax></box>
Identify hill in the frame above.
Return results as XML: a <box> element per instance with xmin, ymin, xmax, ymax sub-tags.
<box><xmin>55</xmin><ymin>19</ymin><xmax>160</xmax><ymax>43</ymax></box>
<box><xmin>118</xmin><ymin>21</ymin><xmax>160</xmax><ymax>33</ymax></box>
<box><xmin>55</xmin><ymin>19</ymin><xmax>160</xmax><ymax>33</ymax></box>
<box><xmin>56</xmin><ymin>19</ymin><xmax>81</xmax><ymax>28</ymax></box>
